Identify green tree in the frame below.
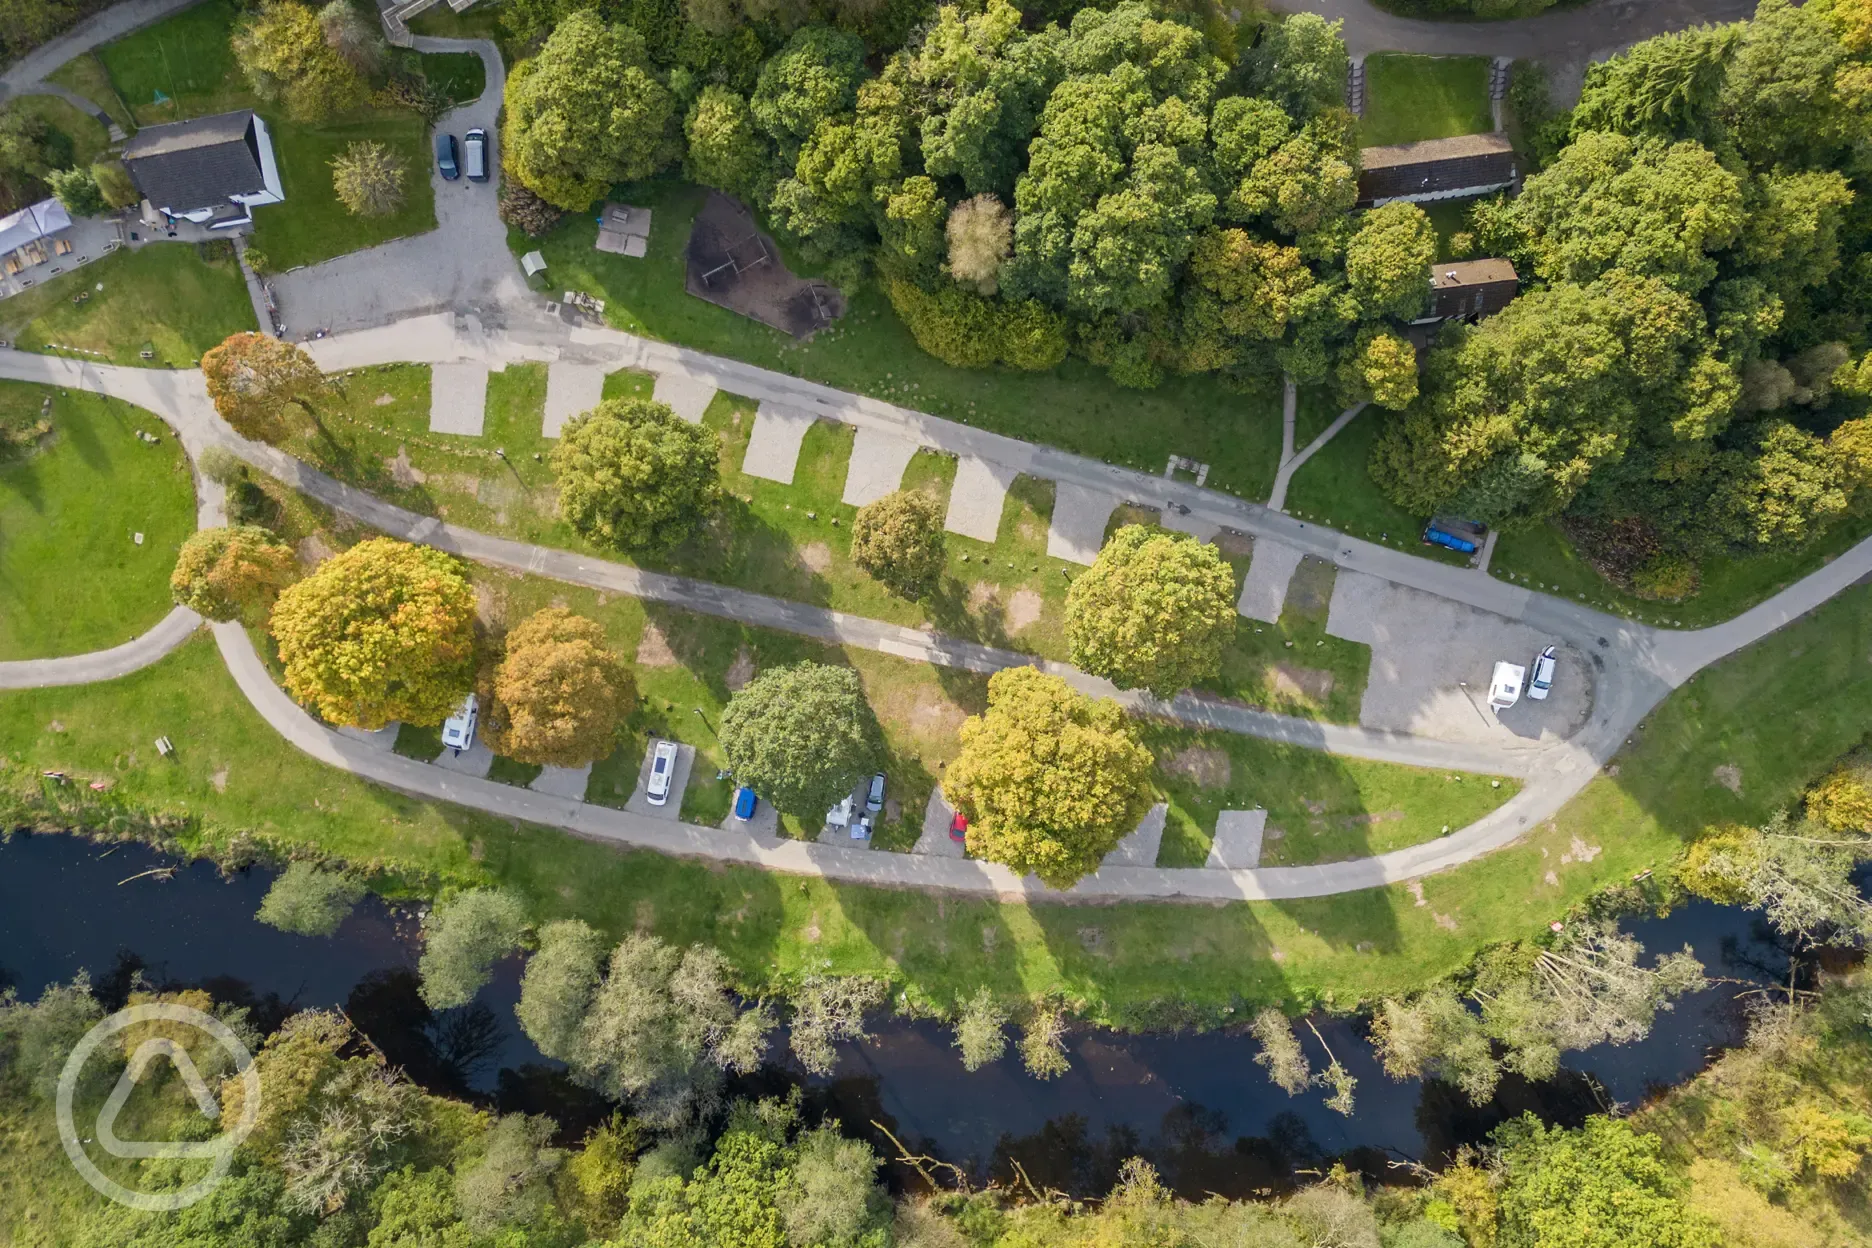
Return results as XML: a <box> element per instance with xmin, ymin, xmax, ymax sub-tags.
<box><xmin>1244</xmin><ymin>13</ymin><xmax>1350</xmax><ymax>120</ymax></box>
<box><xmin>850</xmin><ymin>489</ymin><xmax>946</xmax><ymax>599</ymax></box>
<box><xmin>1707</xmin><ymin>420</ymin><xmax>1852</xmax><ymax>547</ymax></box>
<box><xmin>1495</xmin><ymin>1116</ymin><xmax>1719</xmax><ymax>1248</ymax></box>
<box><xmin>367</xmin><ymin>1166</ymin><xmax>474</xmax><ymax>1248</ymax></box>
<box><xmin>1570</xmin><ymin>25</ymin><xmax>1741</xmax><ymax>144</ymax></box>
<box><xmin>951</xmin><ymin>987</ymin><xmax>1009</xmax><ymax>1072</ymax></box>
<box><xmin>719</xmin><ymin>662</ymin><xmax>881</xmax><ymax>819</ymax></box>
<box><xmin>0</xmin><ymin>975</ymin><xmax>104</xmax><ymax>1101</ymax></box>
<box><xmin>200</xmin><ymin>332</ymin><xmax>326</xmax><ymax>443</ymax></box>
<box><xmin>90</xmin><ymin>160</ymin><xmax>139</xmax><ymax>209</ymax></box>
<box><xmin>1477</xmin><ymin>131</ymin><xmax>1744</xmax><ymax>292</ymax></box>
<box><xmin>417</xmin><ymin>888</ymin><xmax>529</xmax><ymax>1010</ymax></box>
<box><xmin>232</xmin><ymin>1</ymin><xmax>369</xmax><ymax>123</ymax></box>
<box><xmin>503</xmin><ymin>11</ymin><xmax>678</xmax><ymax>210</ymax></box>
<box><xmin>1222</xmin><ymin>120</ymin><xmax>1360</xmax><ymax>239</ymax></box>
<box><xmin>788</xmin><ymin>975</ymin><xmax>884</xmax><ymax>1076</ymax></box>
<box><xmin>329</xmin><ymin>141</ymin><xmax>406</xmax><ymax>217</ymax></box>
<box><xmin>777</xmin><ymin>1123</ymin><xmax>891</xmax><ymax>1248</ymax></box>
<box><xmin>684</xmin><ymin>86</ymin><xmax>770</xmax><ymax>203</ymax></box>
<box><xmin>170</xmin><ymin>525</ymin><xmax>298</xmax><ymax>622</ymax></box>
<box><xmin>515</xmin><ymin>919</ymin><xmax>605</xmax><ymax>1061</ymax></box>
<box><xmin>1065</xmin><ymin>525</ymin><xmax>1238</xmax><ymax>696</ymax></box>
<box><xmin>269</xmin><ymin>537</ymin><xmax>477</xmax><ymax>730</ymax></box>
<box><xmin>44</xmin><ymin>166</ymin><xmax>104</xmax><ymax>216</ymax></box>
<box><xmin>1339</xmin><ymin>328</ymin><xmax>1419</xmax><ymax>410</ymax></box>
<box><xmin>454</xmin><ymin>1115</ymin><xmax>564</xmax><ymax>1233</ymax></box>
<box><xmin>943</xmin><ymin>667</ymin><xmax>1155</xmax><ymax>887</ymax></box>
<box><xmin>750</xmin><ymin>25</ymin><xmax>867</xmax><ymax>152</ymax></box>
<box><xmin>1174</xmin><ymin>228</ymin><xmax>1315</xmax><ymax>369</ymax></box>
<box><xmin>485</xmin><ymin>607</ymin><xmax>634</xmax><ymax>767</ymax></box>
<box><xmin>551</xmin><ymin>398</ymin><xmax>721</xmax><ymax>554</ymax></box>
<box><xmin>1346</xmin><ymin>202</ymin><xmax>1437</xmax><ymax>321</ymax></box>
<box><xmin>256</xmin><ymin>861</ymin><xmax>366</xmax><ymax>938</ymax></box>
<box><xmin>562</xmin><ymin>1118</ymin><xmax>637</xmax><ymax>1238</ymax></box>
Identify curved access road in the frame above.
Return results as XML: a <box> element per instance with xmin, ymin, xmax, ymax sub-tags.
<box><xmin>6</xmin><ymin>345</ymin><xmax>1872</xmax><ymax>900</ymax></box>
<box><xmin>0</xmin><ymin>605</ymin><xmax>201</xmax><ymax>689</ymax></box>
<box><xmin>1268</xmin><ymin>0</ymin><xmax>1758</xmax><ymax>59</ymax></box>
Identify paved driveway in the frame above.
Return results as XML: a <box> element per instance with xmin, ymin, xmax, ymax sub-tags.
<box><xmin>272</xmin><ymin>39</ymin><xmax>527</xmax><ymax>335</ymax></box>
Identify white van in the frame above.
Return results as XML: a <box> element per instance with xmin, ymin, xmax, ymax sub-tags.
<box><xmin>646</xmin><ymin>740</ymin><xmax>678</xmax><ymax>805</ymax></box>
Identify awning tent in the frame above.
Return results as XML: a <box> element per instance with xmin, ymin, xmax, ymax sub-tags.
<box><xmin>0</xmin><ymin>198</ymin><xmax>72</xmax><ymax>254</ymax></box>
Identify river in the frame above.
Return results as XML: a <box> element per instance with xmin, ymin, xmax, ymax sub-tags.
<box><xmin>0</xmin><ymin>832</ymin><xmax>1807</xmax><ymax>1198</ymax></box>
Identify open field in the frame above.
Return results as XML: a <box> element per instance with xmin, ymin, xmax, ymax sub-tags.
<box><xmin>512</xmin><ymin>180</ymin><xmax>1285</xmax><ymax>501</ymax></box>
<box><xmin>1358</xmin><ymin>54</ymin><xmax>1494</xmax><ymax>147</ymax></box>
<box><xmin>0</xmin><ymin>244</ymin><xmax>252</xmax><ymax>367</ymax></box>
<box><xmin>0</xmin><ymin>385</ymin><xmax>195</xmax><ymax>660</ymax></box>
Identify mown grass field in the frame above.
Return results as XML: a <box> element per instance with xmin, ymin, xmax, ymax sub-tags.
<box><xmin>1358</xmin><ymin>54</ymin><xmax>1494</xmax><ymax>147</ymax></box>
<box><xmin>0</xmin><ymin>244</ymin><xmax>253</xmax><ymax>367</ymax></box>
<box><xmin>0</xmin><ymin>384</ymin><xmax>195</xmax><ymax>659</ymax></box>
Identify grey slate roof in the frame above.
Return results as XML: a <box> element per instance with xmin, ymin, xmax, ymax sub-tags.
<box><xmin>1428</xmin><ymin>258</ymin><xmax>1519</xmax><ymax>320</ymax></box>
<box><xmin>122</xmin><ymin>110</ymin><xmax>266</xmax><ymax>214</ymax></box>
<box><xmin>1356</xmin><ymin>133</ymin><xmax>1516</xmax><ymax>205</ymax></box>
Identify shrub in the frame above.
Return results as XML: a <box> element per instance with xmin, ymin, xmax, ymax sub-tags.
<box><xmin>330</xmin><ymin>140</ymin><xmax>406</xmax><ymax>217</ymax></box>
<box><xmin>1805</xmin><ymin>765</ymin><xmax>1872</xmax><ymax>833</ymax></box>
<box><xmin>884</xmin><ymin>277</ymin><xmax>1066</xmax><ymax>372</ymax></box>
<box><xmin>1633</xmin><ymin>553</ymin><xmax>1699</xmax><ymax>601</ymax></box>
<box><xmin>851</xmin><ymin>488</ymin><xmax>945</xmax><ymax>599</ymax></box>
<box><xmin>90</xmin><ymin>160</ymin><xmax>139</xmax><ymax>209</ymax></box>
<box><xmin>256</xmin><ymin>861</ymin><xmax>366</xmax><ymax>937</ymax></box>
<box><xmin>44</xmin><ymin>166</ymin><xmax>105</xmax><ymax>216</ymax></box>
<box><xmin>952</xmin><ymin>987</ymin><xmax>1009</xmax><ymax>1071</ymax></box>
<box><xmin>497</xmin><ymin>181</ymin><xmax>565</xmax><ymax>237</ymax></box>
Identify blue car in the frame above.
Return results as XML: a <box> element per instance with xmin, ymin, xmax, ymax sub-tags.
<box><xmin>435</xmin><ymin>132</ymin><xmax>460</xmax><ymax>180</ymax></box>
<box><xmin>733</xmin><ymin>786</ymin><xmax>758</xmax><ymax>820</ymax></box>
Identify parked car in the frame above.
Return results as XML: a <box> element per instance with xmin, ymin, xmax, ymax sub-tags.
<box><xmin>435</xmin><ymin>132</ymin><xmax>459</xmax><ymax>181</ymax></box>
<box><xmin>1528</xmin><ymin>645</ymin><xmax>1558</xmax><ymax>701</ymax></box>
<box><xmin>948</xmin><ymin>811</ymin><xmax>968</xmax><ymax>843</ymax></box>
<box><xmin>463</xmin><ymin>128</ymin><xmax>489</xmax><ymax>182</ymax></box>
<box><xmin>646</xmin><ymin>740</ymin><xmax>678</xmax><ymax>805</ymax></box>
<box><xmin>733</xmin><ymin>786</ymin><xmax>758</xmax><ymax>821</ymax></box>
<box><xmin>441</xmin><ymin>693</ymin><xmax>478</xmax><ymax>753</ymax></box>
<box><xmin>865</xmin><ymin>772</ymin><xmax>885</xmax><ymax>812</ymax></box>
<box><xmin>1487</xmin><ymin>660</ymin><xmax>1526</xmax><ymax>712</ymax></box>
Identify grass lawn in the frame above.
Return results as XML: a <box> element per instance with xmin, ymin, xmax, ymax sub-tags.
<box><xmin>420</xmin><ymin>51</ymin><xmax>486</xmax><ymax>105</ymax></box>
<box><xmin>0</xmin><ymin>243</ymin><xmax>253</xmax><ymax>367</ymax></box>
<box><xmin>2</xmin><ymin>95</ymin><xmax>111</xmax><ymax>168</ymax></box>
<box><xmin>1491</xmin><ymin>508</ymin><xmax>1872</xmax><ymax>628</ymax></box>
<box><xmin>6</xmin><ymin>571</ymin><xmax>1864</xmax><ymax>1022</ymax></box>
<box><xmin>92</xmin><ymin>0</ymin><xmax>438</xmax><ymax>270</ymax></box>
<box><xmin>246</xmin><ymin>111</ymin><xmax>438</xmax><ymax>271</ymax></box>
<box><xmin>0</xmin><ymin>385</ymin><xmax>195</xmax><ymax>660</ymax></box>
<box><xmin>1292</xmin><ymin>386</ymin><xmax>1345</xmax><ymax>450</ymax></box>
<box><xmin>515</xmin><ymin>180</ymin><xmax>1284</xmax><ymax>501</ymax></box>
<box><xmin>1358</xmin><ymin>54</ymin><xmax>1494</xmax><ymax>147</ymax></box>
<box><xmin>44</xmin><ymin>53</ymin><xmax>134</xmax><ymax>131</ymax></box>
<box><xmin>1283</xmin><ymin>404</ymin><xmax>1471</xmax><ymax>564</ymax></box>
<box><xmin>1148</xmin><ymin>719</ymin><xmax>1515</xmax><ymax>868</ymax></box>
<box><xmin>1418</xmin><ymin>196</ymin><xmax>1488</xmax><ymax>261</ymax></box>
<box><xmin>1200</xmin><ymin>546</ymin><xmax>1373</xmax><ymax>723</ymax></box>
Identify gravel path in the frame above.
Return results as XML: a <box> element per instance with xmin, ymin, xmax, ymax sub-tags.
<box><xmin>651</xmin><ymin>370</ymin><xmax>717</xmax><ymax>424</ymax></box>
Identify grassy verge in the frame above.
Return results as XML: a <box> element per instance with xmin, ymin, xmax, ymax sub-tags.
<box><xmin>419</xmin><ymin>51</ymin><xmax>486</xmax><ymax>105</ymax></box>
<box><xmin>1283</xmin><ymin>404</ymin><xmax>1472</xmax><ymax>565</ymax></box>
<box><xmin>1491</xmin><ymin>509</ymin><xmax>1872</xmax><ymax>628</ymax></box>
<box><xmin>0</xmin><ymin>243</ymin><xmax>253</xmax><ymax>367</ymax></box>
<box><xmin>1358</xmin><ymin>54</ymin><xmax>1494</xmax><ymax>147</ymax></box>
<box><xmin>2</xmin><ymin>95</ymin><xmax>112</xmax><ymax>167</ymax></box>
<box><xmin>513</xmin><ymin>180</ymin><xmax>1284</xmax><ymax>500</ymax></box>
<box><xmin>1201</xmin><ymin>546</ymin><xmax>1372</xmax><ymax>722</ymax></box>
<box><xmin>5</xmin><ymin>570</ymin><xmax>1868</xmax><ymax>1020</ymax></box>
<box><xmin>0</xmin><ymin>385</ymin><xmax>195</xmax><ymax>660</ymax></box>
<box><xmin>45</xmin><ymin>53</ymin><xmax>134</xmax><ymax>131</ymax></box>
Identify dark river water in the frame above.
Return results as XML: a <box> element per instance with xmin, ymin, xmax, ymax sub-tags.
<box><xmin>0</xmin><ymin>832</ymin><xmax>1817</xmax><ymax>1197</ymax></box>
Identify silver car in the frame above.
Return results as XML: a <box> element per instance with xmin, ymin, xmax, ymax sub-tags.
<box><xmin>1528</xmin><ymin>645</ymin><xmax>1558</xmax><ymax>701</ymax></box>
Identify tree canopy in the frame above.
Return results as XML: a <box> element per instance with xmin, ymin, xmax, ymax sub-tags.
<box><xmin>1064</xmin><ymin>524</ymin><xmax>1239</xmax><ymax>696</ymax></box>
<box><xmin>268</xmin><ymin>537</ymin><xmax>477</xmax><ymax>730</ymax></box>
<box><xmin>232</xmin><ymin>0</ymin><xmax>370</xmax><ymax>122</ymax></box>
<box><xmin>943</xmin><ymin>666</ymin><xmax>1155</xmax><ymax>887</ymax></box>
<box><xmin>718</xmin><ymin>662</ymin><xmax>881</xmax><ymax>818</ymax></box>
<box><xmin>200</xmin><ymin>333</ymin><xmax>326</xmax><ymax>443</ymax></box>
<box><xmin>170</xmin><ymin>525</ymin><xmax>298</xmax><ymax>622</ymax></box>
<box><xmin>551</xmin><ymin>398</ymin><xmax>721</xmax><ymax>554</ymax></box>
<box><xmin>850</xmin><ymin>488</ymin><xmax>946</xmax><ymax>599</ymax></box>
<box><xmin>485</xmin><ymin>607</ymin><xmax>634</xmax><ymax>767</ymax></box>
<box><xmin>418</xmin><ymin>888</ymin><xmax>529</xmax><ymax>1010</ymax></box>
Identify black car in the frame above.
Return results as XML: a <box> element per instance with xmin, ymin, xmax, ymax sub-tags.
<box><xmin>464</xmin><ymin>128</ymin><xmax>489</xmax><ymax>183</ymax></box>
<box><xmin>435</xmin><ymin>132</ymin><xmax>459</xmax><ymax>181</ymax></box>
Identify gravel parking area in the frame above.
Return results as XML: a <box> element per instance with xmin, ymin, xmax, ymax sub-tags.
<box><xmin>1327</xmin><ymin>569</ymin><xmax>1593</xmax><ymax>746</ymax></box>
<box><xmin>842</xmin><ymin>426</ymin><xmax>921</xmax><ymax>507</ymax></box>
<box><xmin>1047</xmin><ymin>481</ymin><xmax>1121</xmax><ymax>564</ymax></box>
<box><xmin>429</xmin><ymin>362</ymin><xmax>487</xmax><ymax>435</ymax></box>
<box><xmin>945</xmin><ymin>456</ymin><xmax>1018</xmax><ymax>542</ymax></box>
<box><xmin>743</xmin><ymin>402</ymin><xmax>814</xmax><ymax>484</ymax></box>
<box><xmin>529</xmin><ymin>763</ymin><xmax>592</xmax><ymax>799</ymax></box>
<box><xmin>623</xmin><ymin>740</ymin><xmax>694</xmax><ymax>818</ymax></box>
<box><xmin>652</xmin><ymin>370</ymin><xmax>716</xmax><ymax>424</ymax></box>
<box><xmin>1101</xmin><ymin>802</ymin><xmax>1166</xmax><ymax>866</ymax></box>
<box><xmin>1237</xmin><ymin>538</ymin><xmax>1304</xmax><ymax>622</ymax></box>
<box><xmin>543</xmin><ymin>362</ymin><xmax>603</xmax><ymax>437</ymax></box>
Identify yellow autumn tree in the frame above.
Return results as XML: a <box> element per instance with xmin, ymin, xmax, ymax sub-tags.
<box><xmin>269</xmin><ymin>537</ymin><xmax>476</xmax><ymax>729</ymax></box>
<box><xmin>170</xmin><ymin>525</ymin><xmax>298</xmax><ymax>621</ymax></box>
<box><xmin>1064</xmin><ymin>525</ymin><xmax>1239</xmax><ymax>697</ymax></box>
<box><xmin>485</xmin><ymin>607</ymin><xmax>634</xmax><ymax>767</ymax></box>
<box><xmin>943</xmin><ymin>667</ymin><xmax>1154</xmax><ymax>888</ymax></box>
<box><xmin>200</xmin><ymin>332</ymin><xmax>326</xmax><ymax>443</ymax></box>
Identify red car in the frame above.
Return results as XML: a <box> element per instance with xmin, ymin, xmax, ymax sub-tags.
<box><xmin>948</xmin><ymin>812</ymin><xmax>968</xmax><ymax>842</ymax></box>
